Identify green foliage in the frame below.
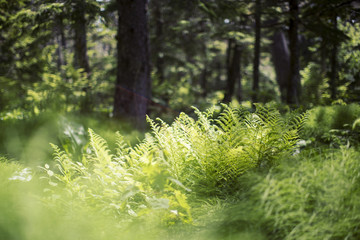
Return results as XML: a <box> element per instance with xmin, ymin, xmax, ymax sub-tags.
<box><xmin>147</xmin><ymin>104</ymin><xmax>305</xmax><ymax>195</ymax></box>
<box><xmin>249</xmin><ymin>147</ymin><xmax>360</xmax><ymax>239</ymax></box>
<box><xmin>338</xmin><ymin>21</ymin><xmax>360</xmax><ymax>102</ymax></box>
<box><xmin>301</xmin><ymin>62</ymin><xmax>328</xmax><ymax>106</ymax></box>
<box><xmin>214</xmin><ymin>146</ymin><xmax>360</xmax><ymax>240</ymax></box>
<box><xmin>2</xmin><ymin>104</ymin><xmax>360</xmax><ymax>240</ymax></box>
<box><xmin>302</xmin><ymin>104</ymin><xmax>360</xmax><ymax>146</ymax></box>
<box><xmin>41</xmin><ymin>129</ymin><xmax>192</xmax><ymax>225</ymax></box>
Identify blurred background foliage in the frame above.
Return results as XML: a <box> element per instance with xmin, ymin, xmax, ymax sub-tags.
<box><xmin>1</xmin><ymin>0</ymin><xmax>360</xmax><ymax>119</ymax></box>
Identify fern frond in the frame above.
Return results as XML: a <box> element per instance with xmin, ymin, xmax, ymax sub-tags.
<box><xmin>88</xmin><ymin>128</ymin><xmax>112</xmax><ymax>164</ymax></box>
<box><xmin>289</xmin><ymin>111</ymin><xmax>308</xmax><ymax>132</ymax></box>
<box><xmin>254</xmin><ymin>103</ymin><xmax>282</xmax><ymax>127</ymax></box>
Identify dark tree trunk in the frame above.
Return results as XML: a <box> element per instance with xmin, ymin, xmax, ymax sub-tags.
<box><xmin>223</xmin><ymin>40</ymin><xmax>241</xmax><ymax>103</ymax></box>
<box><xmin>113</xmin><ymin>0</ymin><xmax>151</xmax><ymax>128</ymax></box>
<box><xmin>152</xmin><ymin>0</ymin><xmax>165</xmax><ymax>84</ymax></box>
<box><xmin>55</xmin><ymin>34</ymin><xmax>63</xmax><ymax>71</ymax></box>
<box><xmin>73</xmin><ymin>0</ymin><xmax>90</xmax><ymax>73</ymax></box>
<box><xmin>73</xmin><ymin>0</ymin><xmax>91</xmax><ymax>113</ymax></box>
<box><xmin>200</xmin><ymin>42</ymin><xmax>208</xmax><ymax>98</ymax></box>
<box><xmin>287</xmin><ymin>0</ymin><xmax>300</xmax><ymax>106</ymax></box>
<box><xmin>252</xmin><ymin>0</ymin><xmax>261</xmax><ymax>104</ymax></box>
<box><xmin>330</xmin><ymin>15</ymin><xmax>338</xmax><ymax>100</ymax></box>
<box><xmin>272</xmin><ymin>31</ymin><xmax>290</xmax><ymax>103</ymax></box>
<box><xmin>215</xmin><ymin>61</ymin><xmax>222</xmax><ymax>88</ymax></box>
<box><xmin>320</xmin><ymin>40</ymin><xmax>327</xmax><ymax>74</ymax></box>
<box><xmin>236</xmin><ymin>64</ymin><xmax>242</xmax><ymax>102</ymax></box>
<box><xmin>55</xmin><ymin>16</ymin><xmax>67</xmax><ymax>71</ymax></box>
<box><xmin>200</xmin><ymin>65</ymin><xmax>208</xmax><ymax>97</ymax></box>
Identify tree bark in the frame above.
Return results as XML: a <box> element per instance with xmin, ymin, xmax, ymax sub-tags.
<box><xmin>287</xmin><ymin>0</ymin><xmax>300</xmax><ymax>106</ymax></box>
<box><xmin>252</xmin><ymin>0</ymin><xmax>261</xmax><ymax>104</ymax></box>
<box><xmin>55</xmin><ymin>16</ymin><xmax>67</xmax><ymax>71</ymax></box>
<box><xmin>113</xmin><ymin>0</ymin><xmax>151</xmax><ymax>128</ymax></box>
<box><xmin>272</xmin><ymin>31</ymin><xmax>290</xmax><ymax>103</ymax></box>
<box><xmin>330</xmin><ymin>15</ymin><xmax>338</xmax><ymax>100</ymax></box>
<box><xmin>73</xmin><ymin>0</ymin><xmax>91</xmax><ymax>113</ymax></box>
<box><xmin>200</xmin><ymin>65</ymin><xmax>208</xmax><ymax>97</ymax></box>
<box><xmin>73</xmin><ymin>0</ymin><xmax>90</xmax><ymax>73</ymax></box>
<box><xmin>152</xmin><ymin>0</ymin><xmax>165</xmax><ymax>84</ymax></box>
<box><xmin>223</xmin><ymin>40</ymin><xmax>241</xmax><ymax>103</ymax></box>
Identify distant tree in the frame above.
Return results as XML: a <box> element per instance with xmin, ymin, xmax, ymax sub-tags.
<box><xmin>252</xmin><ymin>0</ymin><xmax>261</xmax><ymax>104</ymax></box>
<box><xmin>287</xmin><ymin>0</ymin><xmax>300</xmax><ymax>105</ymax></box>
<box><xmin>330</xmin><ymin>14</ymin><xmax>338</xmax><ymax>100</ymax></box>
<box><xmin>72</xmin><ymin>0</ymin><xmax>90</xmax><ymax>74</ymax></box>
<box><xmin>149</xmin><ymin>0</ymin><xmax>165</xmax><ymax>84</ymax></box>
<box><xmin>69</xmin><ymin>0</ymin><xmax>101</xmax><ymax>113</ymax></box>
<box><xmin>113</xmin><ymin>0</ymin><xmax>151</xmax><ymax>128</ymax></box>
<box><xmin>271</xmin><ymin>30</ymin><xmax>290</xmax><ymax>103</ymax></box>
<box><xmin>223</xmin><ymin>39</ymin><xmax>241</xmax><ymax>103</ymax></box>
<box><xmin>54</xmin><ymin>14</ymin><xmax>67</xmax><ymax>70</ymax></box>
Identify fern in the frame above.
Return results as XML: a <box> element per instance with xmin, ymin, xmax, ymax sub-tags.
<box><xmin>42</xmin><ymin>128</ymin><xmax>193</xmax><ymax>224</ymax></box>
<box><xmin>88</xmin><ymin>128</ymin><xmax>113</xmax><ymax>164</ymax></box>
<box><xmin>41</xmin><ymin>104</ymin><xmax>307</xmax><ymax>225</ymax></box>
<box><xmin>145</xmin><ymin>104</ymin><xmax>306</xmax><ymax>196</ymax></box>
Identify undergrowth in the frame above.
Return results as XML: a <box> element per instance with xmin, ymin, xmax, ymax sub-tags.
<box><xmin>146</xmin><ymin>104</ymin><xmax>306</xmax><ymax>195</ymax></box>
<box><xmin>3</xmin><ymin>104</ymin><xmax>360</xmax><ymax>240</ymax></box>
<box><xmin>219</xmin><ymin>147</ymin><xmax>360</xmax><ymax>240</ymax></box>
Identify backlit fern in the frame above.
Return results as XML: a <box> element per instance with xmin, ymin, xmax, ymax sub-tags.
<box><xmin>41</xmin><ymin>104</ymin><xmax>306</xmax><ymax>224</ymax></box>
<box><xmin>146</xmin><ymin>104</ymin><xmax>306</xmax><ymax>195</ymax></box>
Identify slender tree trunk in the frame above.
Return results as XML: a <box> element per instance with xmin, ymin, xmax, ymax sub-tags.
<box><xmin>320</xmin><ymin>40</ymin><xmax>327</xmax><ymax>74</ymax></box>
<box><xmin>223</xmin><ymin>40</ymin><xmax>241</xmax><ymax>103</ymax></box>
<box><xmin>55</xmin><ymin>16</ymin><xmax>67</xmax><ymax>71</ymax></box>
<box><xmin>152</xmin><ymin>0</ymin><xmax>165</xmax><ymax>84</ymax></box>
<box><xmin>59</xmin><ymin>16</ymin><xmax>67</xmax><ymax>66</ymax></box>
<box><xmin>73</xmin><ymin>0</ymin><xmax>91</xmax><ymax>113</ymax></box>
<box><xmin>200</xmin><ymin>42</ymin><xmax>208</xmax><ymax>98</ymax></box>
<box><xmin>330</xmin><ymin>15</ymin><xmax>338</xmax><ymax>100</ymax></box>
<box><xmin>215</xmin><ymin>61</ymin><xmax>222</xmax><ymax>88</ymax></box>
<box><xmin>113</xmin><ymin>0</ymin><xmax>151</xmax><ymax>128</ymax></box>
<box><xmin>236</xmin><ymin>61</ymin><xmax>242</xmax><ymax>102</ymax></box>
<box><xmin>252</xmin><ymin>0</ymin><xmax>261</xmax><ymax>104</ymax></box>
<box><xmin>287</xmin><ymin>0</ymin><xmax>300</xmax><ymax>106</ymax></box>
<box><xmin>56</xmin><ymin>34</ymin><xmax>63</xmax><ymax>71</ymax></box>
<box><xmin>272</xmin><ymin>31</ymin><xmax>290</xmax><ymax>103</ymax></box>
<box><xmin>73</xmin><ymin>0</ymin><xmax>90</xmax><ymax>73</ymax></box>
<box><xmin>200</xmin><ymin>65</ymin><xmax>208</xmax><ymax>97</ymax></box>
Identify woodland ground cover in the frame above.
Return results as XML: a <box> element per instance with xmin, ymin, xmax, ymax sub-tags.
<box><xmin>1</xmin><ymin>103</ymin><xmax>360</xmax><ymax>240</ymax></box>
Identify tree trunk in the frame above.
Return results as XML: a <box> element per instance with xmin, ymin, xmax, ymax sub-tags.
<box><xmin>252</xmin><ymin>0</ymin><xmax>261</xmax><ymax>104</ymax></box>
<box><xmin>236</xmin><ymin>64</ymin><xmax>242</xmax><ymax>102</ymax></box>
<box><xmin>59</xmin><ymin>16</ymin><xmax>67</xmax><ymax>66</ymax></box>
<box><xmin>73</xmin><ymin>0</ymin><xmax>90</xmax><ymax>73</ymax></box>
<box><xmin>287</xmin><ymin>0</ymin><xmax>300</xmax><ymax>106</ymax></box>
<box><xmin>200</xmin><ymin>41</ymin><xmax>208</xmax><ymax>98</ymax></box>
<box><xmin>73</xmin><ymin>0</ymin><xmax>91</xmax><ymax>113</ymax></box>
<box><xmin>223</xmin><ymin>40</ymin><xmax>241</xmax><ymax>103</ymax></box>
<box><xmin>330</xmin><ymin>15</ymin><xmax>338</xmax><ymax>100</ymax></box>
<box><xmin>272</xmin><ymin>31</ymin><xmax>290</xmax><ymax>103</ymax></box>
<box><xmin>55</xmin><ymin>16</ymin><xmax>67</xmax><ymax>71</ymax></box>
<box><xmin>152</xmin><ymin>0</ymin><xmax>165</xmax><ymax>84</ymax></box>
<box><xmin>200</xmin><ymin>65</ymin><xmax>208</xmax><ymax>97</ymax></box>
<box><xmin>113</xmin><ymin>0</ymin><xmax>151</xmax><ymax>128</ymax></box>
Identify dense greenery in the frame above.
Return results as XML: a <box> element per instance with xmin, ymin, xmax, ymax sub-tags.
<box><xmin>1</xmin><ymin>104</ymin><xmax>360</xmax><ymax>239</ymax></box>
